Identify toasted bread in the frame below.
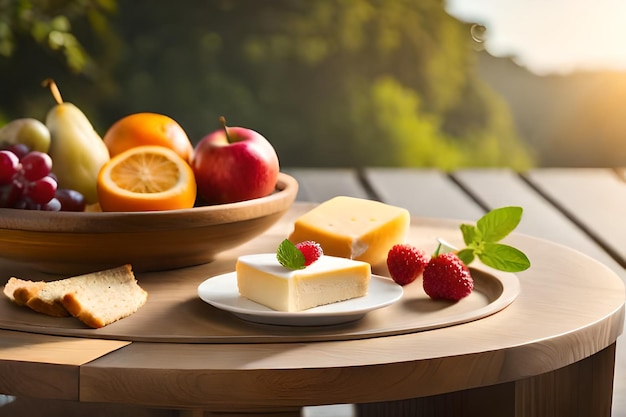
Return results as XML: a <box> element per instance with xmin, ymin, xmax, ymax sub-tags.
<box><xmin>3</xmin><ymin>264</ymin><xmax>147</xmax><ymax>327</ymax></box>
<box><xmin>3</xmin><ymin>277</ymin><xmax>46</xmax><ymax>307</ymax></box>
<box><xmin>60</xmin><ymin>264</ymin><xmax>148</xmax><ymax>328</ymax></box>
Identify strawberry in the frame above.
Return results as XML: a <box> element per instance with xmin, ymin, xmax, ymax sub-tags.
<box><xmin>295</xmin><ymin>240</ymin><xmax>323</xmax><ymax>266</ymax></box>
<box><xmin>387</xmin><ymin>244</ymin><xmax>429</xmax><ymax>286</ymax></box>
<box><xmin>422</xmin><ymin>252</ymin><xmax>474</xmax><ymax>301</ymax></box>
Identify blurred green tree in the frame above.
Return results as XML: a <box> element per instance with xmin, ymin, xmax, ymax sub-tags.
<box><xmin>0</xmin><ymin>0</ymin><xmax>119</xmax><ymax>123</ymax></box>
<box><xmin>0</xmin><ymin>0</ymin><xmax>534</xmax><ymax>170</ymax></box>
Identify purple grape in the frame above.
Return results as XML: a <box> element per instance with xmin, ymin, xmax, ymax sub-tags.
<box><xmin>25</xmin><ymin>175</ymin><xmax>57</xmax><ymax>204</ymax></box>
<box><xmin>20</xmin><ymin>151</ymin><xmax>52</xmax><ymax>181</ymax></box>
<box><xmin>55</xmin><ymin>188</ymin><xmax>86</xmax><ymax>212</ymax></box>
<box><xmin>0</xmin><ymin>148</ymin><xmax>86</xmax><ymax>212</ymax></box>
<box><xmin>0</xmin><ymin>150</ymin><xmax>19</xmax><ymax>185</ymax></box>
<box><xmin>6</xmin><ymin>144</ymin><xmax>30</xmax><ymax>160</ymax></box>
<box><xmin>0</xmin><ymin>181</ymin><xmax>23</xmax><ymax>208</ymax></box>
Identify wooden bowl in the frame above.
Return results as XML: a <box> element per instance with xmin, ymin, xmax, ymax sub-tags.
<box><xmin>0</xmin><ymin>172</ymin><xmax>298</xmax><ymax>275</ymax></box>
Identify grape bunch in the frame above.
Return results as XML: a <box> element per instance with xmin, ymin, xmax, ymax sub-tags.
<box><xmin>0</xmin><ymin>144</ymin><xmax>85</xmax><ymax>211</ymax></box>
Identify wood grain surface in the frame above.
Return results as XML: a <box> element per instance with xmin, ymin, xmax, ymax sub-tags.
<box><xmin>0</xmin><ymin>329</ymin><xmax>129</xmax><ymax>400</ymax></box>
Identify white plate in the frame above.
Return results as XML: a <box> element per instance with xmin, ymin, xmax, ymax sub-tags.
<box><xmin>197</xmin><ymin>273</ymin><xmax>403</xmax><ymax>326</ymax></box>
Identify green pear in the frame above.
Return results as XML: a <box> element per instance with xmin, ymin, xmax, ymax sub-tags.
<box><xmin>44</xmin><ymin>79</ymin><xmax>110</xmax><ymax>204</ymax></box>
<box><xmin>0</xmin><ymin>118</ymin><xmax>51</xmax><ymax>153</ymax></box>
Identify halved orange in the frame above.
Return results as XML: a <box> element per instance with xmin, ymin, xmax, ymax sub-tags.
<box><xmin>97</xmin><ymin>145</ymin><xmax>197</xmax><ymax>212</ymax></box>
<box><xmin>103</xmin><ymin>113</ymin><xmax>194</xmax><ymax>163</ymax></box>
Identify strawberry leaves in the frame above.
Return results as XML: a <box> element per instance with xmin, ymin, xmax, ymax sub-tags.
<box><xmin>456</xmin><ymin>206</ymin><xmax>530</xmax><ymax>272</ymax></box>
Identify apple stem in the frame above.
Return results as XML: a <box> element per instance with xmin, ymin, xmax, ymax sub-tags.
<box><xmin>42</xmin><ymin>79</ymin><xmax>64</xmax><ymax>105</ymax></box>
<box><xmin>219</xmin><ymin>116</ymin><xmax>231</xmax><ymax>143</ymax></box>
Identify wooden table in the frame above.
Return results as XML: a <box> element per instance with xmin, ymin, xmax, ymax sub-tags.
<box><xmin>1</xmin><ymin>167</ymin><xmax>625</xmax><ymax>417</ymax></box>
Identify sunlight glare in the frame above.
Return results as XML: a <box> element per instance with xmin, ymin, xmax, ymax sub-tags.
<box><xmin>446</xmin><ymin>0</ymin><xmax>626</xmax><ymax>74</ymax></box>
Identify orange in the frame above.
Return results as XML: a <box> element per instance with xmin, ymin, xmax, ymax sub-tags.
<box><xmin>97</xmin><ymin>145</ymin><xmax>197</xmax><ymax>212</ymax></box>
<box><xmin>103</xmin><ymin>113</ymin><xmax>194</xmax><ymax>163</ymax></box>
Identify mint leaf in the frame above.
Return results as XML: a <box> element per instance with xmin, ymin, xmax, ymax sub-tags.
<box><xmin>457</xmin><ymin>248</ymin><xmax>475</xmax><ymax>265</ymax></box>
<box><xmin>476</xmin><ymin>206</ymin><xmax>522</xmax><ymax>242</ymax></box>
<box><xmin>276</xmin><ymin>239</ymin><xmax>306</xmax><ymax>270</ymax></box>
<box><xmin>476</xmin><ymin>242</ymin><xmax>531</xmax><ymax>272</ymax></box>
<box><xmin>452</xmin><ymin>206</ymin><xmax>530</xmax><ymax>273</ymax></box>
<box><xmin>460</xmin><ymin>223</ymin><xmax>480</xmax><ymax>246</ymax></box>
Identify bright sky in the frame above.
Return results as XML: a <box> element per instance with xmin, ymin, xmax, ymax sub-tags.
<box><xmin>445</xmin><ymin>0</ymin><xmax>626</xmax><ymax>75</ymax></box>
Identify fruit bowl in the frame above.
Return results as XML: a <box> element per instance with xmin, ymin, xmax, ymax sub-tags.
<box><xmin>0</xmin><ymin>172</ymin><xmax>298</xmax><ymax>275</ymax></box>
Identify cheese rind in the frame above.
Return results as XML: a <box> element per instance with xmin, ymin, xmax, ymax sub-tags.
<box><xmin>288</xmin><ymin>196</ymin><xmax>410</xmax><ymax>265</ymax></box>
<box><xmin>236</xmin><ymin>254</ymin><xmax>371</xmax><ymax>312</ymax></box>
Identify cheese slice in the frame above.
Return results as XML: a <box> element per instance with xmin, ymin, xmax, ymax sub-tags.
<box><xmin>236</xmin><ymin>254</ymin><xmax>371</xmax><ymax>312</ymax></box>
<box><xmin>288</xmin><ymin>196</ymin><xmax>410</xmax><ymax>265</ymax></box>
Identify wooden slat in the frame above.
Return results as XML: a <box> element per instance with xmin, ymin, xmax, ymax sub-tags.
<box><xmin>524</xmin><ymin>168</ymin><xmax>626</xmax><ymax>268</ymax></box>
<box><xmin>283</xmin><ymin>168</ymin><xmax>369</xmax><ymax>202</ymax></box>
<box><xmin>0</xmin><ymin>330</ymin><xmax>129</xmax><ymax>400</ymax></box>
<box><xmin>363</xmin><ymin>168</ymin><xmax>485</xmax><ymax>220</ymax></box>
<box><xmin>0</xmin><ymin>331</ymin><xmax>129</xmax><ymax>364</ymax></box>
<box><xmin>452</xmin><ymin>168</ymin><xmax>622</xmax><ymax>273</ymax></box>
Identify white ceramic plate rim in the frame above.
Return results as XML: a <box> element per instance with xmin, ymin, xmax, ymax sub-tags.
<box><xmin>197</xmin><ymin>273</ymin><xmax>403</xmax><ymax>325</ymax></box>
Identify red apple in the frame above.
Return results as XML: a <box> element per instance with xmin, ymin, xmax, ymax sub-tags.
<box><xmin>191</xmin><ymin>118</ymin><xmax>279</xmax><ymax>204</ymax></box>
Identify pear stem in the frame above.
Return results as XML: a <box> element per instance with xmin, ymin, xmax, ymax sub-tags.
<box><xmin>43</xmin><ymin>79</ymin><xmax>64</xmax><ymax>105</ymax></box>
<box><xmin>219</xmin><ymin>116</ymin><xmax>231</xmax><ymax>143</ymax></box>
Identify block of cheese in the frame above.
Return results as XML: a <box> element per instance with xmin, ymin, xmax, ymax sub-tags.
<box><xmin>236</xmin><ymin>253</ymin><xmax>371</xmax><ymax>312</ymax></box>
<box><xmin>288</xmin><ymin>196</ymin><xmax>410</xmax><ymax>265</ymax></box>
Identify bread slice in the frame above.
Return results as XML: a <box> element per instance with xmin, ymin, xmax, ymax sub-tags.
<box><xmin>23</xmin><ymin>277</ymin><xmax>74</xmax><ymax>317</ymax></box>
<box><xmin>2</xmin><ymin>264</ymin><xmax>148</xmax><ymax>327</ymax></box>
<box><xmin>3</xmin><ymin>277</ymin><xmax>46</xmax><ymax>307</ymax></box>
<box><xmin>60</xmin><ymin>264</ymin><xmax>148</xmax><ymax>328</ymax></box>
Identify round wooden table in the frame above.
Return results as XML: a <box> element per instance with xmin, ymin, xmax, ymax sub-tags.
<box><xmin>0</xmin><ymin>204</ymin><xmax>624</xmax><ymax>417</ymax></box>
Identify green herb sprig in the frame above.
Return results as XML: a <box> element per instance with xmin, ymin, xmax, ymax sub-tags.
<box><xmin>276</xmin><ymin>239</ymin><xmax>306</xmax><ymax>270</ymax></box>
<box><xmin>456</xmin><ymin>206</ymin><xmax>531</xmax><ymax>272</ymax></box>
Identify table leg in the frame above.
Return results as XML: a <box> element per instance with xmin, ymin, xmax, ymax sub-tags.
<box><xmin>356</xmin><ymin>381</ymin><xmax>515</xmax><ymax>417</ymax></box>
<box><xmin>356</xmin><ymin>344</ymin><xmax>616</xmax><ymax>417</ymax></box>
<box><xmin>515</xmin><ymin>343</ymin><xmax>615</xmax><ymax>417</ymax></box>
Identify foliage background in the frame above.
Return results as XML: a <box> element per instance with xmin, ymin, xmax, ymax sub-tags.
<box><xmin>1</xmin><ymin>0</ymin><xmax>539</xmax><ymax>169</ymax></box>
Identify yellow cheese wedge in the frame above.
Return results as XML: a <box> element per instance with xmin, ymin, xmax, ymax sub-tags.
<box><xmin>236</xmin><ymin>254</ymin><xmax>371</xmax><ymax>312</ymax></box>
<box><xmin>288</xmin><ymin>196</ymin><xmax>410</xmax><ymax>265</ymax></box>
